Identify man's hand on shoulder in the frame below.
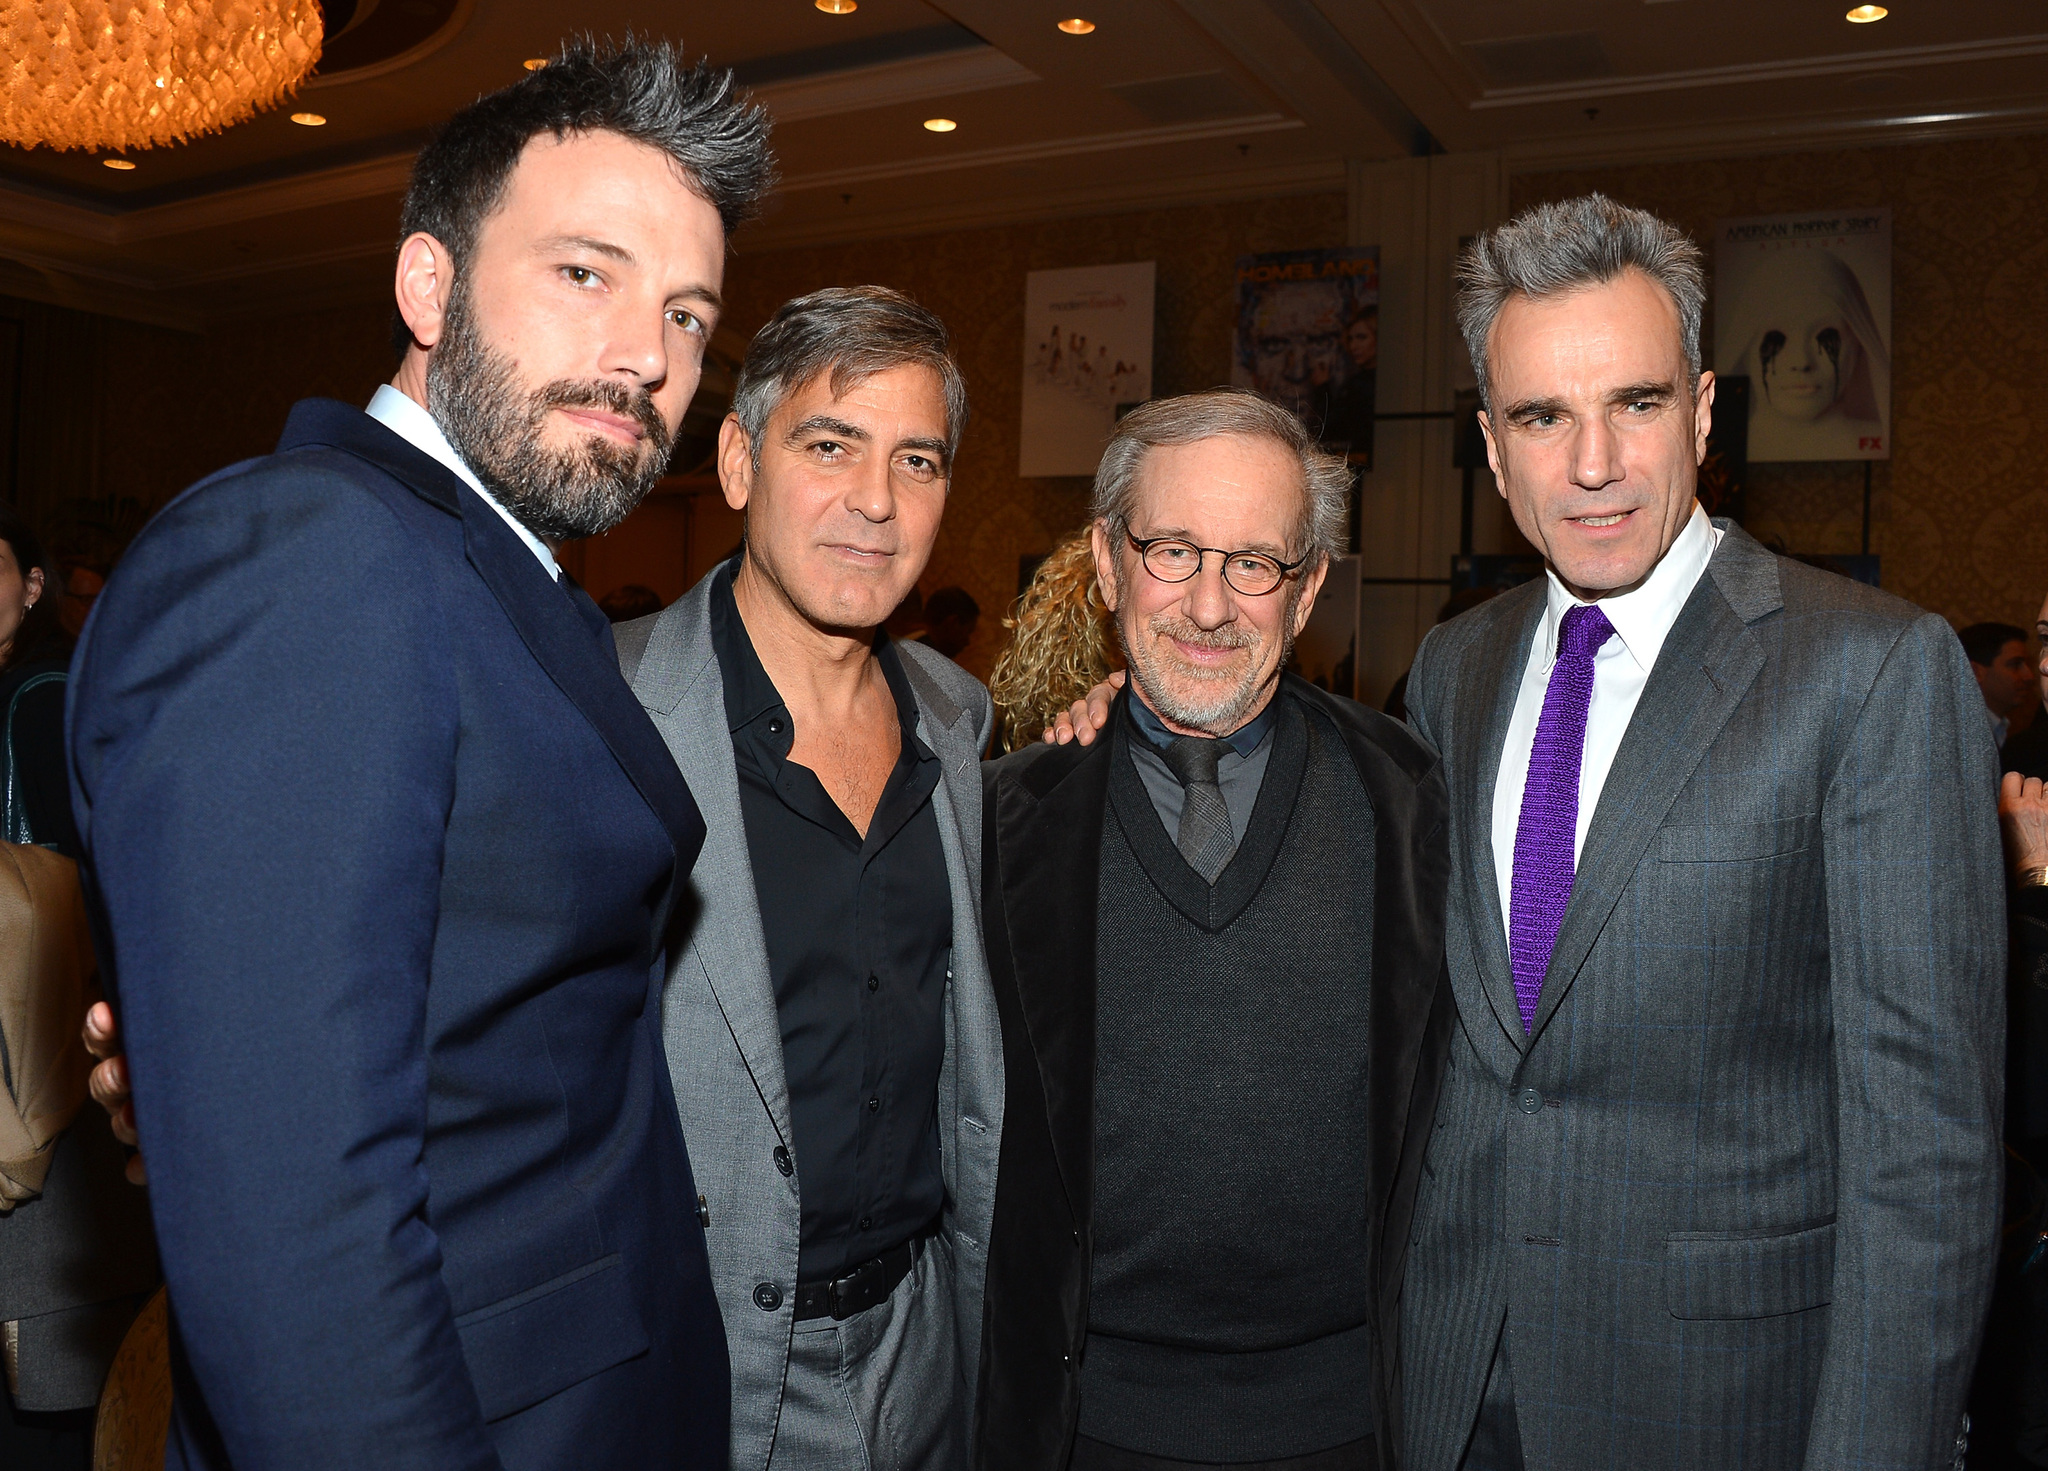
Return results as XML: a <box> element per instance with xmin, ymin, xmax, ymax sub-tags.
<box><xmin>2002</xmin><ymin>771</ymin><xmax>2048</xmax><ymax>878</ymax></box>
<box><xmin>1045</xmin><ymin>670</ymin><xmax>1124</xmax><ymax>747</ymax></box>
<box><xmin>82</xmin><ymin>1001</ymin><xmax>145</xmax><ymax>1185</ymax></box>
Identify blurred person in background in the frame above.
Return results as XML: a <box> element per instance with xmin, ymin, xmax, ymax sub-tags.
<box><xmin>884</xmin><ymin>583</ymin><xmax>925</xmax><ymax>640</ymax></box>
<box><xmin>1964</xmin><ymin>621</ymin><xmax>2037</xmax><ymax>750</ymax></box>
<box><xmin>1987</xmin><ymin>770</ymin><xmax>2048</xmax><ymax>1466</ymax></box>
<box><xmin>1381</xmin><ymin>584</ymin><xmax>1499</xmax><ymax>726</ymax></box>
<box><xmin>917</xmin><ymin>585</ymin><xmax>980</xmax><ymax>660</ymax></box>
<box><xmin>988</xmin><ymin>531</ymin><xmax>1121</xmax><ymax>756</ymax></box>
<box><xmin>0</xmin><ymin>505</ymin><xmax>158</xmax><ymax>1471</ymax></box>
<box><xmin>54</xmin><ymin>562</ymin><xmax>103</xmax><ymax>644</ymax></box>
<box><xmin>598</xmin><ymin>583</ymin><xmax>664</xmax><ymax>623</ymax></box>
<box><xmin>2003</xmin><ymin>595</ymin><xmax>2048</xmax><ymax>782</ymax></box>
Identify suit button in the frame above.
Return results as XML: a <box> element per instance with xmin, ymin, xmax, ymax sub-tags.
<box><xmin>868</xmin><ymin>1096</ymin><xmax>881</xmax><ymax>1114</ymax></box>
<box><xmin>859</xmin><ymin>1215</ymin><xmax>873</xmax><ymax>1231</ymax></box>
<box><xmin>753</xmin><ymin>1282</ymin><xmax>782</xmax><ymax>1312</ymax></box>
<box><xmin>1517</xmin><ymin>1087</ymin><xmax>1543</xmax><ymax>1114</ymax></box>
<box><xmin>773</xmin><ymin>1145</ymin><xmax>793</xmax><ymax>1177</ymax></box>
<box><xmin>867</xmin><ymin>975</ymin><xmax>880</xmax><ymax>992</ymax></box>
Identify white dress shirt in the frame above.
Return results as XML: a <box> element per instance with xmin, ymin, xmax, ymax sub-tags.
<box><xmin>1490</xmin><ymin>504</ymin><xmax>1723</xmax><ymax>928</ymax></box>
<box><xmin>364</xmin><ymin>384</ymin><xmax>559</xmax><ymax>581</ymax></box>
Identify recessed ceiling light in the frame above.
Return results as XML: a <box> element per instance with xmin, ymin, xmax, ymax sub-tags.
<box><xmin>1057</xmin><ymin>17</ymin><xmax>1095</xmax><ymax>33</ymax></box>
<box><xmin>923</xmin><ymin>118</ymin><xmax>957</xmax><ymax>132</ymax></box>
<box><xmin>290</xmin><ymin>111</ymin><xmax>325</xmax><ymax>126</ymax></box>
<box><xmin>816</xmin><ymin>0</ymin><xmax>857</xmax><ymax>12</ymax></box>
<box><xmin>1845</xmin><ymin>4</ymin><xmax>1887</xmax><ymax>19</ymax></box>
<box><xmin>523</xmin><ymin>58</ymin><xmax>548</xmax><ymax>71</ymax></box>
<box><xmin>102</xmin><ymin>158</ymin><xmax>136</xmax><ymax>170</ymax></box>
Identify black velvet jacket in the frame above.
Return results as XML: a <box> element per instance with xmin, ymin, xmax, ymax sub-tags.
<box><xmin>971</xmin><ymin>676</ymin><xmax>1455</xmax><ymax>1470</ymax></box>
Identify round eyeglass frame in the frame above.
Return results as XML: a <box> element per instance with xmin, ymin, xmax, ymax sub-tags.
<box><xmin>1126</xmin><ymin>531</ymin><xmax>1307</xmax><ymax>596</ymax></box>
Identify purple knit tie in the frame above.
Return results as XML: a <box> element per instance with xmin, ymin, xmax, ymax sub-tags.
<box><xmin>1509</xmin><ymin>602</ymin><xmax>1615</xmax><ymax>1033</ymax></box>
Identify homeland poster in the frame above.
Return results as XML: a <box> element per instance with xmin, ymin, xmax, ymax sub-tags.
<box><xmin>1019</xmin><ymin>261</ymin><xmax>1156</xmax><ymax>477</ymax></box>
<box><xmin>1231</xmin><ymin>246</ymin><xmax>1379</xmax><ymax>467</ymax></box>
<box><xmin>1714</xmin><ymin>209</ymin><xmax>1891</xmax><ymax>463</ymax></box>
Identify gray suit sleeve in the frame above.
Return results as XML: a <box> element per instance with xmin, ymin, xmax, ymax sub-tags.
<box><xmin>1405</xmin><ymin>626</ymin><xmax>1444</xmax><ymax>751</ymax></box>
<box><xmin>1805</xmin><ymin>610</ymin><xmax>2004</xmax><ymax>1470</ymax></box>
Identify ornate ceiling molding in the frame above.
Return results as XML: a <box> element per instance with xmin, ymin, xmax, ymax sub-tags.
<box><xmin>1469</xmin><ymin>32</ymin><xmax>2048</xmax><ymax>109</ymax></box>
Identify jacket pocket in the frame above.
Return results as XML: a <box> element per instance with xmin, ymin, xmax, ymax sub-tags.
<box><xmin>1664</xmin><ymin>1218</ymin><xmax>1835</xmax><ymax>1320</ymax></box>
<box><xmin>1654</xmin><ymin>814</ymin><xmax>1818</xmax><ymax>864</ymax></box>
<box><xmin>455</xmin><ymin>1253</ymin><xmax>648</xmax><ymax>1421</ymax></box>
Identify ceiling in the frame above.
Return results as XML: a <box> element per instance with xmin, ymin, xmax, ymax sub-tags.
<box><xmin>3</xmin><ymin>0</ymin><xmax>2043</xmax><ymax>329</ymax></box>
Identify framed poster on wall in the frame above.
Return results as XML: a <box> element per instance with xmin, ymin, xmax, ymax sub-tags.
<box><xmin>1019</xmin><ymin>261</ymin><xmax>1156</xmax><ymax>477</ymax></box>
<box><xmin>1714</xmin><ymin>209</ymin><xmax>1891</xmax><ymax>463</ymax></box>
<box><xmin>1231</xmin><ymin>246</ymin><xmax>1378</xmax><ymax>467</ymax></box>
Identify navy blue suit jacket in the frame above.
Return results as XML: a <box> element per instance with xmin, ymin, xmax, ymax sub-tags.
<box><xmin>67</xmin><ymin>400</ymin><xmax>729</xmax><ymax>1470</ymax></box>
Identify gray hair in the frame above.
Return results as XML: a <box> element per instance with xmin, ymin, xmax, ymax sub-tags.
<box><xmin>731</xmin><ymin>287</ymin><xmax>968</xmax><ymax>470</ymax></box>
<box><xmin>1456</xmin><ymin>193</ymin><xmax>1705</xmax><ymax>412</ymax></box>
<box><xmin>1089</xmin><ymin>389</ymin><xmax>1349</xmax><ymax>563</ymax></box>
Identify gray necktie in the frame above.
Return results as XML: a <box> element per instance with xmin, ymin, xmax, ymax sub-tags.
<box><xmin>1162</xmin><ymin>736</ymin><xmax>1235</xmax><ymax>884</ymax></box>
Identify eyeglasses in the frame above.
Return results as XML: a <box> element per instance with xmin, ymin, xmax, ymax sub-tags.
<box><xmin>1126</xmin><ymin>532</ymin><xmax>1307</xmax><ymax>597</ymax></box>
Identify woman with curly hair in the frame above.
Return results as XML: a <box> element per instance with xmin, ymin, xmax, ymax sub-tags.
<box><xmin>988</xmin><ymin>529</ymin><xmax>1124</xmax><ymax>755</ymax></box>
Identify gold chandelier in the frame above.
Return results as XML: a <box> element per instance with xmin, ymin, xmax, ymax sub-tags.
<box><xmin>0</xmin><ymin>0</ymin><xmax>324</xmax><ymax>154</ymax></box>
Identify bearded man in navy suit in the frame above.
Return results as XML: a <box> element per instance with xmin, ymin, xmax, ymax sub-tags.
<box><xmin>67</xmin><ymin>40</ymin><xmax>772</xmax><ymax>1471</ymax></box>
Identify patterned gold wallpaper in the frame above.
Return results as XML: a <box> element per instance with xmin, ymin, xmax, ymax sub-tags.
<box><xmin>1514</xmin><ymin>132</ymin><xmax>2048</xmax><ymax>635</ymax></box>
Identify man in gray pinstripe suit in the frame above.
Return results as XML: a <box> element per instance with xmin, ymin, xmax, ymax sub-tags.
<box><xmin>1399</xmin><ymin>194</ymin><xmax>2004</xmax><ymax>1470</ymax></box>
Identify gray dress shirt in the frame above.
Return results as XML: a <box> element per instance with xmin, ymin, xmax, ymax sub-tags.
<box><xmin>1123</xmin><ymin>688</ymin><xmax>1279</xmax><ymax>853</ymax></box>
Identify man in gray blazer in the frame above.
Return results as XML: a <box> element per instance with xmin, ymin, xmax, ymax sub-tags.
<box><xmin>615</xmin><ymin>286</ymin><xmax>1002</xmax><ymax>1470</ymax></box>
<box><xmin>1399</xmin><ymin>194</ymin><xmax>2003</xmax><ymax>1470</ymax></box>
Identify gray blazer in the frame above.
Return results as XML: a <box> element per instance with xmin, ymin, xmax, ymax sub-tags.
<box><xmin>616</xmin><ymin>571</ymin><xmax>1004</xmax><ymax>1471</ymax></box>
<box><xmin>1399</xmin><ymin>523</ymin><xmax>2003</xmax><ymax>1471</ymax></box>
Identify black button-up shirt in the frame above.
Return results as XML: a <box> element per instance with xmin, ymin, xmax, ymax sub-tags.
<box><xmin>710</xmin><ymin>563</ymin><xmax>952</xmax><ymax>1284</ymax></box>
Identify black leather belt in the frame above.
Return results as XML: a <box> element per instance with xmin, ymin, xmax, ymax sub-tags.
<box><xmin>794</xmin><ymin>1236</ymin><xmax>922</xmax><ymax>1322</ymax></box>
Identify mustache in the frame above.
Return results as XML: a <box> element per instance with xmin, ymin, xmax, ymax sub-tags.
<box><xmin>534</xmin><ymin>378</ymin><xmax>672</xmax><ymax>453</ymax></box>
<box><xmin>1147</xmin><ymin>611</ymin><xmax>1259</xmax><ymax>653</ymax></box>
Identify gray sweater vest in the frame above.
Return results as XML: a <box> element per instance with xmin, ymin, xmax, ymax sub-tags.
<box><xmin>1079</xmin><ymin>696</ymin><xmax>1379</xmax><ymax>1461</ymax></box>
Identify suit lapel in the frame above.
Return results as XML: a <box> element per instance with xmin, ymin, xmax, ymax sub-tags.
<box><xmin>993</xmin><ymin>731</ymin><xmax>1114</xmax><ymax>1231</ymax></box>
<box><xmin>903</xmin><ymin>659</ymin><xmax>985</xmax><ymax>934</ymax></box>
<box><xmin>1525</xmin><ymin>547</ymin><xmax>1771</xmax><ymax>1044</ymax></box>
<box><xmin>631</xmin><ymin>579</ymin><xmax>794</xmax><ymax>1140</ymax></box>
<box><xmin>287</xmin><ymin>398</ymin><xmax>706</xmax><ymax>923</ymax></box>
<box><xmin>459</xmin><ymin>499</ymin><xmax>705</xmax><ymax>905</ymax></box>
<box><xmin>1455</xmin><ymin>586</ymin><xmax>1544</xmax><ymax>1055</ymax></box>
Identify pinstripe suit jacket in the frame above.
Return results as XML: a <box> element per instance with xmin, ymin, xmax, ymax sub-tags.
<box><xmin>616</xmin><ymin>571</ymin><xmax>1005</xmax><ymax>1471</ymax></box>
<box><xmin>1399</xmin><ymin>521</ymin><xmax>2003</xmax><ymax>1471</ymax></box>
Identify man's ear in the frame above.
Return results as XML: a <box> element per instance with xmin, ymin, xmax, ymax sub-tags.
<box><xmin>1290</xmin><ymin>552</ymin><xmax>1331</xmax><ymax>638</ymax></box>
<box><xmin>1477</xmin><ymin>409</ymin><xmax>1506</xmax><ymax>499</ymax></box>
<box><xmin>718</xmin><ymin>414</ymin><xmax>754</xmax><ymax>513</ymax></box>
<box><xmin>394</xmin><ymin>232</ymin><xmax>455</xmax><ymax>351</ymax></box>
<box><xmin>1089</xmin><ymin>520</ymin><xmax>1121</xmax><ymax>614</ymax></box>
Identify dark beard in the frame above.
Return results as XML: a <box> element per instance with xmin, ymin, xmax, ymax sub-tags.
<box><xmin>426</xmin><ymin>287</ymin><xmax>674</xmax><ymax>541</ymax></box>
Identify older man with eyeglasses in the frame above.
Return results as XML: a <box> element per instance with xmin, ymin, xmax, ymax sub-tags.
<box><xmin>972</xmin><ymin>389</ymin><xmax>1454</xmax><ymax>1471</ymax></box>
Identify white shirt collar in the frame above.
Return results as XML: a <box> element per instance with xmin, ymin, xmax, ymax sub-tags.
<box><xmin>1536</xmin><ymin>502</ymin><xmax>1721</xmax><ymax>674</ymax></box>
<box><xmin>364</xmin><ymin>384</ymin><xmax>559</xmax><ymax>581</ymax></box>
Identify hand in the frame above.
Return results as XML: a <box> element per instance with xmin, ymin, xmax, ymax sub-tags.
<box><xmin>2001</xmin><ymin>771</ymin><xmax>2048</xmax><ymax>878</ymax></box>
<box><xmin>1044</xmin><ymin>670</ymin><xmax>1124</xmax><ymax>747</ymax></box>
<box><xmin>81</xmin><ymin>1001</ymin><xmax>145</xmax><ymax>1185</ymax></box>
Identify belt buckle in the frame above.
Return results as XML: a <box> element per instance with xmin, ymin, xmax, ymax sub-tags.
<box><xmin>825</xmin><ymin>1270</ymin><xmax>857</xmax><ymax>1321</ymax></box>
<box><xmin>826</xmin><ymin>1252</ymin><xmax>883</xmax><ymax>1321</ymax></box>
